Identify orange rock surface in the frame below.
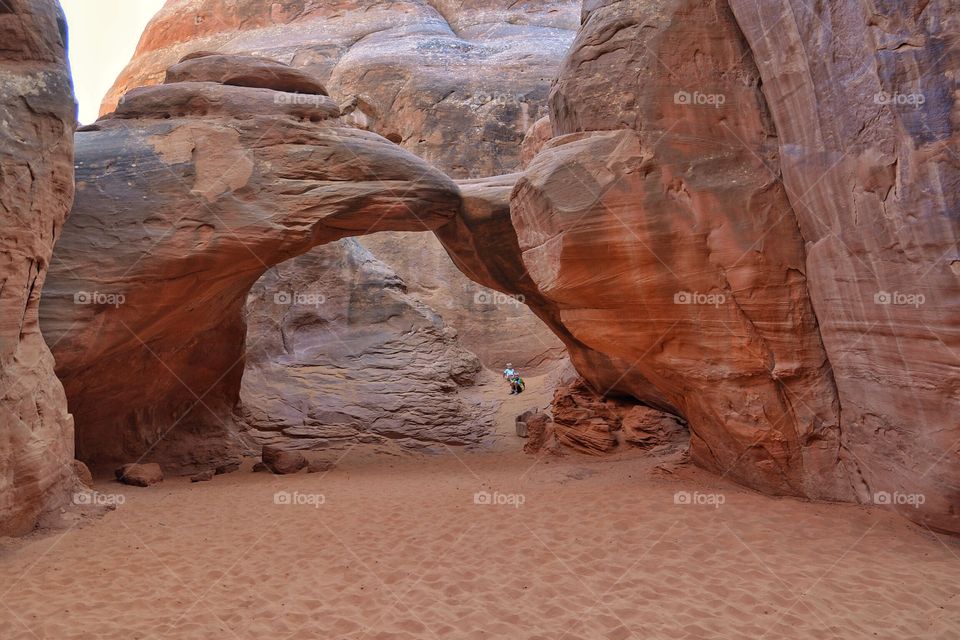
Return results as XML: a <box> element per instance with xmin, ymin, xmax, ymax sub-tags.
<box><xmin>0</xmin><ymin>0</ymin><xmax>79</xmax><ymax>536</ymax></box>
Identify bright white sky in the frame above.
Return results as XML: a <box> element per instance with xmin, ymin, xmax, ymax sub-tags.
<box><xmin>61</xmin><ymin>0</ymin><xmax>166</xmax><ymax>123</ymax></box>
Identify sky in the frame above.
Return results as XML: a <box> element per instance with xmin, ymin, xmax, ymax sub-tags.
<box><xmin>60</xmin><ymin>0</ymin><xmax>167</xmax><ymax>124</ymax></box>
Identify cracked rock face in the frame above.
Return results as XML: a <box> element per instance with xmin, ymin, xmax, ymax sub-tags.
<box><xmin>0</xmin><ymin>0</ymin><xmax>78</xmax><ymax>536</ymax></box>
<box><xmin>40</xmin><ymin>62</ymin><xmax>465</xmax><ymax>472</ymax></box>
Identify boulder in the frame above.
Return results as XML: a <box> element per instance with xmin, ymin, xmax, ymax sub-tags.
<box><xmin>115</xmin><ymin>463</ymin><xmax>164</xmax><ymax>487</ymax></box>
<box><xmin>523</xmin><ymin>413</ymin><xmax>556</xmax><ymax>455</ymax></box>
<box><xmin>261</xmin><ymin>446</ymin><xmax>306</xmax><ymax>475</ymax></box>
<box><xmin>72</xmin><ymin>460</ymin><xmax>94</xmax><ymax>489</ymax></box>
<box><xmin>190</xmin><ymin>470</ymin><xmax>215</xmax><ymax>483</ymax></box>
<box><xmin>515</xmin><ymin>408</ymin><xmax>542</xmax><ymax>438</ymax></box>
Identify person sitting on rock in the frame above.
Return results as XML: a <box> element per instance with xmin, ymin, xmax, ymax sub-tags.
<box><xmin>503</xmin><ymin>364</ymin><xmax>524</xmax><ymax>395</ymax></box>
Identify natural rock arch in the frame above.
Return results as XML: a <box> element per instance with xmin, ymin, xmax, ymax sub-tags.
<box><xmin>40</xmin><ymin>64</ymin><xmax>474</xmax><ymax>470</ymax></box>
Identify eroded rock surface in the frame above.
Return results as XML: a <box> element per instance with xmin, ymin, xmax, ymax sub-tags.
<box><xmin>30</xmin><ymin>0</ymin><xmax>960</xmax><ymax>538</ymax></box>
<box><xmin>115</xmin><ymin>462</ymin><xmax>164</xmax><ymax>487</ymax></box>
<box><xmin>728</xmin><ymin>0</ymin><xmax>960</xmax><ymax>532</ymax></box>
<box><xmin>505</xmin><ymin>0</ymin><xmax>959</xmax><ymax>532</ymax></box>
<box><xmin>239</xmin><ymin>239</ymin><xmax>494</xmax><ymax>451</ymax></box>
<box><xmin>0</xmin><ymin>0</ymin><xmax>78</xmax><ymax>536</ymax></box>
<box><xmin>102</xmin><ymin>0</ymin><xmax>578</xmax><ymax>177</ymax></box>
<box><xmin>501</xmin><ymin>0</ymin><xmax>849</xmax><ymax>501</ymax></box>
<box><xmin>40</xmin><ymin>59</ymin><xmax>464</xmax><ymax>472</ymax></box>
<box><xmin>100</xmin><ymin>0</ymin><xmax>572</xmax><ymax>374</ymax></box>
<box><xmin>549</xmin><ymin>378</ymin><xmax>687</xmax><ymax>456</ymax></box>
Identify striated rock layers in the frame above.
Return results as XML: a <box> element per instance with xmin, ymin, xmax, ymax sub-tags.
<box><xmin>0</xmin><ymin>0</ymin><xmax>78</xmax><ymax>536</ymax></box>
<box><xmin>40</xmin><ymin>58</ymin><xmax>467</xmax><ymax>471</ymax></box>
<box><xmin>499</xmin><ymin>0</ymin><xmax>958</xmax><ymax>531</ymax></box>
<box><xmin>524</xmin><ymin>377</ymin><xmax>688</xmax><ymax>457</ymax></box>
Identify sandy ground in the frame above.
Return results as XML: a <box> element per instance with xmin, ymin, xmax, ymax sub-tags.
<box><xmin>2</xmin><ymin>426</ymin><xmax>959</xmax><ymax>640</ymax></box>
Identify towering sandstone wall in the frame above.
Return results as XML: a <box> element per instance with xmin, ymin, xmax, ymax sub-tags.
<box><xmin>0</xmin><ymin>0</ymin><xmax>78</xmax><ymax>536</ymax></box>
<box><xmin>728</xmin><ymin>0</ymin><xmax>959</xmax><ymax>532</ymax></box>
<box><xmin>503</xmin><ymin>0</ymin><xmax>957</xmax><ymax>531</ymax></box>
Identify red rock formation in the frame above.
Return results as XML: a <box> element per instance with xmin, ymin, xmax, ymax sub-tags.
<box><xmin>102</xmin><ymin>0</ymin><xmax>578</xmax><ymax>176</ymax></box>
<box><xmin>550</xmin><ymin>378</ymin><xmax>687</xmax><ymax>456</ymax></box>
<box><xmin>512</xmin><ymin>0</ymin><xmax>851</xmax><ymax>501</ymax></box>
<box><xmin>99</xmin><ymin>0</ymin><xmax>573</xmax><ymax>374</ymax></box>
<box><xmin>0</xmin><ymin>0</ymin><xmax>78</xmax><ymax>536</ymax></box>
<box><xmin>520</xmin><ymin>116</ymin><xmax>552</xmax><ymax>169</ymax></box>
<box><xmin>40</xmin><ymin>59</ymin><xmax>463</xmax><ymax>471</ymax></box>
<box><xmin>501</xmin><ymin>0</ymin><xmax>958</xmax><ymax>532</ymax></box>
<box><xmin>164</xmin><ymin>52</ymin><xmax>329</xmax><ymax>94</ymax></box>
<box><xmin>728</xmin><ymin>0</ymin><xmax>960</xmax><ymax>533</ymax></box>
<box><xmin>28</xmin><ymin>0</ymin><xmax>959</xmax><ymax>537</ymax></box>
<box><xmin>115</xmin><ymin>463</ymin><xmax>164</xmax><ymax>487</ymax></box>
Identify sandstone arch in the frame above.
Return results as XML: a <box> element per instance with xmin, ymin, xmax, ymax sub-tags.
<box><xmin>40</xmin><ymin>68</ymin><xmax>469</xmax><ymax>470</ymax></box>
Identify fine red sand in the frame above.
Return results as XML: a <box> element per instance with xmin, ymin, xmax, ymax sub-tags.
<box><xmin>1</xmin><ymin>435</ymin><xmax>958</xmax><ymax>639</ymax></box>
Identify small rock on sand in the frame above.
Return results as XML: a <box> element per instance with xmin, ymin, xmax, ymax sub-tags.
<box><xmin>261</xmin><ymin>446</ymin><xmax>306</xmax><ymax>474</ymax></box>
<box><xmin>191</xmin><ymin>470</ymin><xmax>215</xmax><ymax>483</ymax></box>
<box><xmin>115</xmin><ymin>463</ymin><xmax>163</xmax><ymax>487</ymax></box>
